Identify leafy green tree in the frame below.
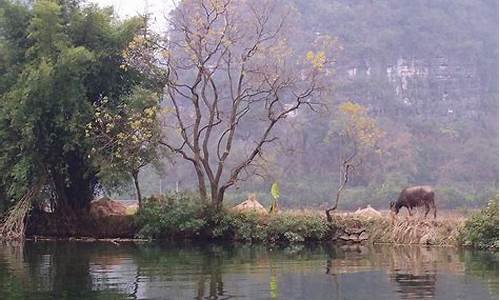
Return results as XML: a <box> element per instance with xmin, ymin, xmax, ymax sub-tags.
<box><xmin>88</xmin><ymin>86</ymin><xmax>164</xmax><ymax>206</ymax></box>
<box><xmin>0</xmin><ymin>0</ymin><xmax>147</xmax><ymax>218</ymax></box>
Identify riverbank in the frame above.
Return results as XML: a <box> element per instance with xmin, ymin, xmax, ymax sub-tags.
<box><xmin>25</xmin><ymin>208</ymin><xmax>464</xmax><ymax>247</ymax></box>
<box><xmin>23</xmin><ymin>194</ymin><xmax>498</xmax><ymax>250</ymax></box>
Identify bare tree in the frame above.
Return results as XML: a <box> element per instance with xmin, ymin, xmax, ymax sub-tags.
<box><xmin>125</xmin><ymin>0</ymin><xmax>336</xmax><ymax>208</ymax></box>
<box><xmin>325</xmin><ymin>147</ymin><xmax>357</xmax><ymax>222</ymax></box>
<box><xmin>325</xmin><ymin>102</ymin><xmax>384</xmax><ymax>221</ymax></box>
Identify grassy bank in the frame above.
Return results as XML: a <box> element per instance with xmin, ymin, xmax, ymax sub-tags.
<box><xmin>26</xmin><ymin>193</ymin><xmax>498</xmax><ymax>250</ymax></box>
<box><xmin>132</xmin><ymin>193</ymin><xmax>491</xmax><ymax>247</ymax></box>
<box><xmin>134</xmin><ymin>194</ymin><xmax>330</xmax><ymax>244</ymax></box>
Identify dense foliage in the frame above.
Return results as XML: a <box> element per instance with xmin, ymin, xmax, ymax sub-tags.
<box><xmin>88</xmin><ymin>86</ymin><xmax>164</xmax><ymax>204</ymax></box>
<box><xmin>135</xmin><ymin>193</ymin><xmax>331</xmax><ymax>243</ymax></box>
<box><xmin>135</xmin><ymin>193</ymin><xmax>208</xmax><ymax>239</ymax></box>
<box><xmin>0</xmin><ymin>0</ymin><xmax>155</xmax><ymax>214</ymax></box>
<box><xmin>458</xmin><ymin>194</ymin><xmax>499</xmax><ymax>250</ymax></box>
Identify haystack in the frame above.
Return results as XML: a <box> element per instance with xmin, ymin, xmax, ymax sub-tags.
<box><xmin>354</xmin><ymin>205</ymin><xmax>382</xmax><ymax>218</ymax></box>
<box><xmin>125</xmin><ymin>204</ymin><xmax>139</xmax><ymax>215</ymax></box>
<box><xmin>230</xmin><ymin>193</ymin><xmax>268</xmax><ymax>215</ymax></box>
<box><xmin>89</xmin><ymin>196</ymin><xmax>127</xmax><ymax>218</ymax></box>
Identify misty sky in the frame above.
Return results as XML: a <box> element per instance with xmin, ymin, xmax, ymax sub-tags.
<box><xmin>91</xmin><ymin>0</ymin><xmax>173</xmax><ymax>28</ymax></box>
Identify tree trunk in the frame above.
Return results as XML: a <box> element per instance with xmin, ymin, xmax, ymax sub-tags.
<box><xmin>212</xmin><ymin>188</ymin><xmax>225</xmax><ymax>211</ymax></box>
<box><xmin>210</xmin><ymin>184</ymin><xmax>219</xmax><ymax>208</ymax></box>
<box><xmin>195</xmin><ymin>167</ymin><xmax>208</xmax><ymax>203</ymax></box>
<box><xmin>132</xmin><ymin>170</ymin><xmax>142</xmax><ymax>207</ymax></box>
<box><xmin>325</xmin><ymin>163</ymin><xmax>351</xmax><ymax>222</ymax></box>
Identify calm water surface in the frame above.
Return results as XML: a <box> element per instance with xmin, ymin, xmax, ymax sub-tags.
<box><xmin>0</xmin><ymin>241</ymin><xmax>497</xmax><ymax>300</ymax></box>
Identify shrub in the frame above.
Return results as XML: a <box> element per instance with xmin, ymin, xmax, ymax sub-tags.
<box><xmin>135</xmin><ymin>192</ymin><xmax>332</xmax><ymax>243</ymax></box>
<box><xmin>209</xmin><ymin>211</ymin><xmax>267</xmax><ymax>242</ymax></box>
<box><xmin>458</xmin><ymin>194</ymin><xmax>499</xmax><ymax>250</ymax></box>
<box><xmin>135</xmin><ymin>193</ymin><xmax>207</xmax><ymax>239</ymax></box>
<box><xmin>265</xmin><ymin>214</ymin><xmax>330</xmax><ymax>243</ymax></box>
<box><xmin>211</xmin><ymin>212</ymin><xmax>330</xmax><ymax>243</ymax></box>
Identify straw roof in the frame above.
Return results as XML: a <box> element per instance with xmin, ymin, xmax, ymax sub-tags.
<box><xmin>230</xmin><ymin>193</ymin><xmax>268</xmax><ymax>215</ymax></box>
<box><xmin>90</xmin><ymin>197</ymin><xmax>127</xmax><ymax>218</ymax></box>
<box><xmin>354</xmin><ymin>205</ymin><xmax>382</xmax><ymax>218</ymax></box>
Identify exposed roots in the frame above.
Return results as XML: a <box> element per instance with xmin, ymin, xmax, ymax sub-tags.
<box><xmin>0</xmin><ymin>180</ymin><xmax>44</xmax><ymax>241</ymax></box>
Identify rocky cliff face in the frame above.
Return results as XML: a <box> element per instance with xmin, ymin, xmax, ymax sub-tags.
<box><xmin>339</xmin><ymin>56</ymin><xmax>486</xmax><ymax>120</ymax></box>
<box><xmin>288</xmin><ymin>0</ymin><xmax>498</xmax><ymax>121</ymax></box>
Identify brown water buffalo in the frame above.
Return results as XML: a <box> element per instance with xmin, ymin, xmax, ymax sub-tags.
<box><xmin>390</xmin><ymin>186</ymin><xmax>437</xmax><ymax>218</ymax></box>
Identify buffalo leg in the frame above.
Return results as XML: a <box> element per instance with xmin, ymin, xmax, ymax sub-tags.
<box><xmin>431</xmin><ymin>200</ymin><xmax>437</xmax><ymax>218</ymax></box>
<box><xmin>424</xmin><ymin>204</ymin><xmax>430</xmax><ymax>218</ymax></box>
<box><xmin>406</xmin><ymin>206</ymin><xmax>412</xmax><ymax>216</ymax></box>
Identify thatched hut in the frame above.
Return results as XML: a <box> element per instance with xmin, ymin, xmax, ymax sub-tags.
<box><xmin>89</xmin><ymin>196</ymin><xmax>127</xmax><ymax>218</ymax></box>
<box><xmin>354</xmin><ymin>205</ymin><xmax>383</xmax><ymax>218</ymax></box>
<box><xmin>230</xmin><ymin>193</ymin><xmax>268</xmax><ymax>215</ymax></box>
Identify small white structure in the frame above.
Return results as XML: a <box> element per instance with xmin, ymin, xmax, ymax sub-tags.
<box><xmin>230</xmin><ymin>193</ymin><xmax>268</xmax><ymax>215</ymax></box>
<box><xmin>354</xmin><ymin>205</ymin><xmax>382</xmax><ymax>218</ymax></box>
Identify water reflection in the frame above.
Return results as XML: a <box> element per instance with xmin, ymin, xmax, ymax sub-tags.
<box><xmin>391</xmin><ymin>273</ymin><xmax>436</xmax><ymax>299</ymax></box>
<box><xmin>387</xmin><ymin>247</ymin><xmax>441</xmax><ymax>299</ymax></box>
<box><xmin>0</xmin><ymin>242</ymin><xmax>497</xmax><ymax>300</ymax></box>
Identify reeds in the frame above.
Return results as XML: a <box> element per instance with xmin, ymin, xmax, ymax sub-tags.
<box><xmin>368</xmin><ymin>216</ymin><xmax>462</xmax><ymax>245</ymax></box>
<box><xmin>283</xmin><ymin>208</ymin><xmax>464</xmax><ymax>246</ymax></box>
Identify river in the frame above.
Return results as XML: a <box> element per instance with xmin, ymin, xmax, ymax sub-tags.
<box><xmin>0</xmin><ymin>241</ymin><xmax>497</xmax><ymax>299</ymax></box>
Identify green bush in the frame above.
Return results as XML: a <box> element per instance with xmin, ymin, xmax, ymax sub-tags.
<box><xmin>265</xmin><ymin>214</ymin><xmax>330</xmax><ymax>243</ymax></box>
<box><xmin>209</xmin><ymin>211</ymin><xmax>267</xmax><ymax>242</ymax></box>
<box><xmin>135</xmin><ymin>193</ymin><xmax>207</xmax><ymax>239</ymax></box>
<box><xmin>458</xmin><ymin>194</ymin><xmax>499</xmax><ymax>250</ymax></box>
<box><xmin>210</xmin><ymin>213</ymin><xmax>330</xmax><ymax>243</ymax></box>
<box><xmin>135</xmin><ymin>193</ymin><xmax>332</xmax><ymax>243</ymax></box>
